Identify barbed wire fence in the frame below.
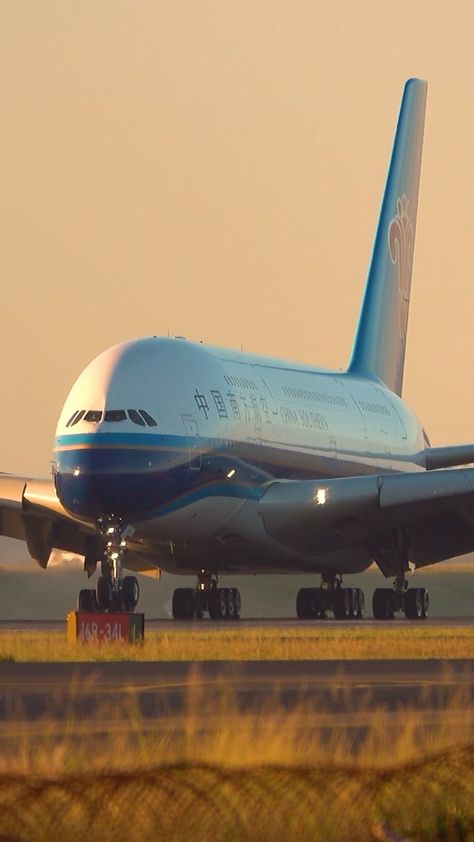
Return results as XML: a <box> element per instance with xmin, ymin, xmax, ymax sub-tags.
<box><xmin>0</xmin><ymin>746</ymin><xmax>473</xmax><ymax>842</ymax></box>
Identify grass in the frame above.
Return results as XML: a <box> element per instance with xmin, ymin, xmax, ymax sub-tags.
<box><xmin>0</xmin><ymin>674</ymin><xmax>473</xmax><ymax>840</ymax></box>
<box><xmin>1</xmin><ymin>624</ymin><xmax>474</xmax><ymax>661</ymax></box>
<box><xmin>2</xmin><ymin>676</ymin><xmax>473</xmax><ymax>773</ymax></box>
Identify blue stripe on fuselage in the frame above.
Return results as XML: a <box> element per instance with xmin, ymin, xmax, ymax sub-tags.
<box><xmin>55</xmin><ymin>432</ymin><xmax>189</xmax><ymax>449</ymax></box>
<box><xmin>54</xmin><ymin>433</ymin><xmax>270</xmax><ymax>521</ymax></box>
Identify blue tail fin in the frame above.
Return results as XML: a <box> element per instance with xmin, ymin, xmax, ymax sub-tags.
<box><xmin>349</xmin><ymin>79</ymin><xmax>427</xmax><ymax>396</ymax></box>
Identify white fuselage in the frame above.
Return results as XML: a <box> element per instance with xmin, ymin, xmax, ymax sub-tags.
<box><xmin>53</xmin><ymin>337</ymin><xmax>426</xmax><ymax>576</ymax></box>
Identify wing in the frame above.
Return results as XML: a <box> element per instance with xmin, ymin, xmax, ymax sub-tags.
<box><xmin>0</xmin><ymin>473</ymin><xmax>95</xmax><ymax>568</ymax></box>
<box><xmin>258</xmin><ymin>467</ymin><xmax>474</xmax><ymax>572</ymax></box>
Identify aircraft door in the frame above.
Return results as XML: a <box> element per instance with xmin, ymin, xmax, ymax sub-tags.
<box><xmin>181</xmin><ymin>415</ymin><xmax>201</xmax><ymax>471</ymax></box>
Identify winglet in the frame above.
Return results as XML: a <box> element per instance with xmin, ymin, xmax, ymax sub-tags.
<box><xmin>349</xmin><ymin>79</ymin><xmax>427</xmax><ymax>396</ymax></box>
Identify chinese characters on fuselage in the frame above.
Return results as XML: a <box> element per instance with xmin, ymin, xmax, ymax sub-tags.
<box><xmin>194</xmin><ymin>387</ymin><xmax>328</xmax><ymax>431</ymax></box>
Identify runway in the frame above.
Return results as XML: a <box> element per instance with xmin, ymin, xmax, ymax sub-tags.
<box><xmin>1</xmin><ymin>615</ymin><xmax>474</xmax><ymax>631</ymax></box>
<box><xmin>1</xmin><ymin>659</ymin><xmax>472</xmax><ymax>721</ymax></box>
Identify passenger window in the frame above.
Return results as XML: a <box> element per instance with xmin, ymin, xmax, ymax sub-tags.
<box><xmin>71</xmin><ymin>410</ymin><xmax>86</xmax><ymax>426</ymax></box>
<box><xmin>66</xmin><ymin>410</ymin><xmax>79</xmax><ymax>427</ymax></box>
<box><xmin>84</xmin><ymin>410</ymin><xmax>102</xmax><ymax>422</ymax></box>
<box><xmin>139</xmin><ymin>410</ymin><xmax>158</xmax><ymax>427</ymax></box>
<box><xmin>128</xmin><ymin>409</ymin><xmax>146</xmax><ymax>426</ymax></box>
<box><xmin>104</xmin><ymin>410</ymin><xmax>127</xmax><ymax>422</ymax></box>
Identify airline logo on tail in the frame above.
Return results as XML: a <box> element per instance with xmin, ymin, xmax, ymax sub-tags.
<box><xmin>388</xmin><ymin>193</ymin><xmax>414</xmax><ymax>340</ymax></box>
<box><xmin>349</xmin><ymin>78</ymin><xmax>426</xmax><ymax>397</ymax></box>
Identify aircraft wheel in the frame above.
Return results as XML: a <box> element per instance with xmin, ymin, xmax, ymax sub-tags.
<box><xmin>122</xmin><ymin>576</ymin><xmax>140</xmax><ymax>612</ymax></box>
<box><xmin>333</xmin><ymin>587</ymin><xmax>351</xmax><ymax>619</ymax></box>
<box><xmin>225</xmin><ymin>587</ymin><xmax>236</xmax><ymax>620</ymax></box>
<box><xmin>77</xmin><ymin>588</ymin><xmax>97</xmax><ymax>612</ymax></box>
<box><xmin>209</xmin><ymin>587</ymin><xmax>227</xmax><ymax>620</ymax></box>
<box><xmin>312</xmin><ymin>588</ymin><xmax>328</xmax><ymax>618</ymax></box>
<box><xmin>405</xmin><ymin>587</ymin><xmax>429</xmax><ymax>620</ymax></box>
<box><xmin>172</xmin><ymin>587</ymin><xmax>194</xmax><ymax>620</ymax></box>
<box><xmin>296</xmin><ymin>588</ymin><xmax>313</xmax><ymax>619</ymax></box>
<box><xmin>372</xmin><ymin>588</ymin><xmax>394</xmax><ymax>620</ymax></box>
<box><xmin>346</xmin><ymin>587</ymin><xmax>358</xmax><ymax>618</ymax></box>
<box><xmin>192</xmin><ymin>590</ymin><xmax>204</xmax><ymax>620</ymax></box>
<box><xmin>97</xmin><ymin>576</ymin><xmax>113</xmax><ymax>612</ymax></box>
<box><xmin>231</xmin><ymin>587</ymin><xmax>241</xmax><ymax>620</ymax></box>
<box><xmin>354</xmin><ymin>587</ymin><xmax>365</xmax><ymax>619</ymax></box>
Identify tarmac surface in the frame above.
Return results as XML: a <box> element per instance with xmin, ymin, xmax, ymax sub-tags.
<box><xmin>1</xmin><ymin>615</ymin><xmax>474</xmax><ymax>631</ymax></box>
<box><xmin>1</xmin><ymin>659</ymin><xmax>472</xmax><ymax>722</ymax></box>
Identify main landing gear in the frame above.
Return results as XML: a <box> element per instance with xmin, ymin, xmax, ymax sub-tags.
<box><xmin>77</xmin><ymin>522</ymin><xmax>140</xmax><ymax>614</ymax></box>
<box><xmin>373</xmin><ymin>572</ymin><xmax>429</xmax><ymax>620</ymax></box>
<box><xmin>296</xmin><ymin>575</ymin><xmax>365</xmax><ymax>620</ymax></box>
<box><xmin>172</xmin><ymin>573</ymin><xmax>242</xmax><ymax>621</ymax></box>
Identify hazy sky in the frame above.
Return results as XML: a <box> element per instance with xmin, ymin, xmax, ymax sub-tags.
<box><xmin>0</xmin><ymin>0</ymin><xmax>472</xmax><ymax>476</ymax></box>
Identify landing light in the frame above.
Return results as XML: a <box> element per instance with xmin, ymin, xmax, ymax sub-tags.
<box><xmin>73</xmin><ymin>468</ymin><xmax>80</xmax><ymax>477</ymax></box>
<box><xmin>226</xmin><ymin>468</ymin><xmax>236</xmax><ymax>479</ymax></box>
<box><xmin>315</xmin><ymin>488</ymin><xmax>328</xmax><ymax>506</ymax></box>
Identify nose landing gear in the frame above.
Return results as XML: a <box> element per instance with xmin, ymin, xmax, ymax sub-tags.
<box><xmin>77</xmin><ymin>521</ymin><xmax>140</xmax><ymax>614</ymax></box>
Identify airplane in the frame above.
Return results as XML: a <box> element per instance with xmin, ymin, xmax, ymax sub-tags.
<box><xmin>1</xmin><ymin>78</ymin><xmax>473</xmax><ymax>622</ymax></box>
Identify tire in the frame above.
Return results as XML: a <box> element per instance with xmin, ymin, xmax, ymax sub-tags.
<box><xmin>192</xmin><ymin>590</ymin><xmax>204</xmax><ymax>620</ymax></box>
<box><xmin>313</xmin><ymin>588</ymin><xmax>328</xmax><ymax>619</ymax></box>
<box><xmin>333</xmin><ymin>587</ymin><xmax>351</xmax><ymax>619</ymax></box>
<box><xmin>231</xmin><ymin>588</ymin><xmax>241</xmax><ymax>620</ymax></box>
<box><xmin>122</xmin><ymin>576</ymin><xmax>140</xmax><ymax>612</ymax></box>
<box><xmin>97</xmin><ymin>576</ymin><xmax>113</xmax><ymax>611</ymax></box>
<box><xmin>209</xmin><ymin>588</ymin><xmax>227</xmax><ymax>620</ymax></box>
<box><xmin>354</xmin><ymin>587</ymin><xmax>365</xmax><ymax>619</ymax></box>
<box><xmin>78</xmin><ymin>589</ymin><xmax>96</xmax><ymax>612</ymax></box>
<box><xmin>405</xmin><ymin>587</ymin><xmax>428</xmax><ymax>620</ymax></box>
<box><xmin>421</xmin><ymin>588</ymin><xmax>429</xmax><ymax>618</ymax></box>
<box><xmin>225</xmin><ymin>587</ymin><xmax>235</xmax><ymax>620</ymax></box>
<box><xmin>346</xmin><ymin>587</ymin><xmax>357</xmax><ymax>618</ymax></box>
<box><xmin>172</xmin><ymin>587</ymin><xmax>194</xmax><ymax>620</ymax></box>
<box><xmin>296</xmin><ymin>588</ymin><xmax>313</xmax><ymax>619</ymax></box>
<box><xmin>372</xmin><ymin>588</ymin><xmax>394</xmax><ymax>620</ymax></box>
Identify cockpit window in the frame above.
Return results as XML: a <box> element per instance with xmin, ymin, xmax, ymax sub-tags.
<box><xmin>104</xmin><ymin>410</ymin><xmax>127</xmax><ymax>422</ymax></box>
<box><xmin>70</xmin><ymin>410</ymin><xmax>85</xmax><ymax>426</ymax></box>
<box><xmin>66</xmin><ymin>410</ymin><xmax>80</xmax><ymax>427</ymax></box>
<box><xmin>139</xmin><ymin>410</ymin><xmax>158</xmax><ymax>427</ymax></box>
<box><xmin>128</xmin><ymin>409</ymin><xmax>146</xmax><ymax>426</ymax></box>
<box><xmin>84</xmin><ymin>410</ymin><xmax>102</xmax><ymax>423</ymax></box>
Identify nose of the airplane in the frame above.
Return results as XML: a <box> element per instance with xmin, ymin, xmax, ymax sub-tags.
<box><xmin>54</xmin><ymin>448</ymin><xmax>153</xmax><ymax>521</ymax></box>
<box><xmin>54</xmin><ymin>442</ymin><xmax>194</xmax><ymax>522</ymax></box>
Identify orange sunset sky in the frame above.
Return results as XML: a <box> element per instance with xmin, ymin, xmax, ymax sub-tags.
<box><xmin>0</xmin><ymin>0</ymin><xmax>472</xmax><ymax>477</ymax></box>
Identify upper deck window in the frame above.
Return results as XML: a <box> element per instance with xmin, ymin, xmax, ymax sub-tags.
<box><xmin>104</xmin><ymin>410</ymin><xmax>127</xmax><ymax>422</ymax></box>
<box><xmin>139</xmin><ymin>410</ymin><xmax>158</xmax><ymax>427</ymax></box>
<box><xmin>128</xmin><ymin>409</ymin><xmax>146</xmax><ymax>426</ymax></box>
<box><xmin>84</xmin><ymin>410</ymin><xmax>102</xmax><ymax>423</ymax></box>
<box><xmin>70</xmin><ymin>410</ymin><xmax>85</xmax><ymax>426</ymax></box>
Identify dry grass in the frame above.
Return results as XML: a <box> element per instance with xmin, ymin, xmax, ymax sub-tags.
<box><xmin>1</xmin><ymin>624</ymin><xmax>474</xmax><ymax>661</ymax></box>
<box><xmin>1</xmin><ymin>663</ymin><xmax>473</xmax><ymax>774</ymax></box>
<box><xmin>0</xmin><ymin>674</ymin><xmax>473</xmax><ymax>841</ymax></box>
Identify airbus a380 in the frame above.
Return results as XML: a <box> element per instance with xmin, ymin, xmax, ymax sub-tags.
<box><xmin>1</xmin><ymin>79</ymin><xmax>473</xmax><ymax>622</ymax></box>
